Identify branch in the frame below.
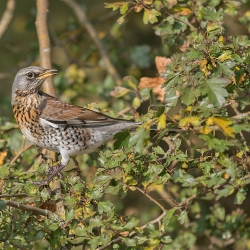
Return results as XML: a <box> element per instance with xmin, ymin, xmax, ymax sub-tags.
<box><xmin>0</xmin><ymin>0</ymin><xmax>15</xmax><ymax>39</ymax></box>
<box><xmin>135</xmin><ymin>186</ymin><xmax>165</xmax><ymax>212</ymax></box>
<box><xmin>96</xmin><ymin>211</ymin><xmax>166</xmax><ymax>250</ymax></box>
<box><xmin>62</xmin><ymin>0</ymin><xmax>123</xmax><ymax>86</ymax></box>
<box><xmin>96</xmin><ymin>190</ymin><xmax>199</xmax><ymax>250</ymax></box>
<box><xmin>10</xmin><ymin>143</ymin><xmax>33</xmax><ymax>164</ymax></box>
<box><xmin>0</xmin><ymin>193</ymin><xmax>28</xmax><ymax>198</ymax></box>
<box><xmin>36</xmin><ymin>0</ymin><xmax>65</xmax><ymax>217</ymax></box>
<box><xmin>3</xmin><ymin>200</ymin><xmax>54</xmax><ymax>217</ymax></box>
<box><xmin>35</xmin><ymin>0</ymin><xmax>55</xmax><ymax>96</ymax></box>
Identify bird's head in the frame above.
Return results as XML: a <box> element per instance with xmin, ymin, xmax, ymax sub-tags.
<box><xmin>11</xmin><ymin>66</ymin><xmax>57</xmax><ymax>105</ymax></box>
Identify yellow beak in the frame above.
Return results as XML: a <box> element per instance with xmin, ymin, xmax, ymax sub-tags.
<box><xmin>37</xmin><ymin>69</ymin><xmax>57</xmax><ymax>79</ymax></box>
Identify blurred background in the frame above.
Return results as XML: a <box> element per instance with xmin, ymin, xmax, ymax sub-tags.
<box><xmin>1</xmin><ymin>1</ymin><xmax>250</xmax><ymax>248</ymax></box>
<box><xmin>0</xmin><ymin>0</ymin><xmax>162</xmax><ymax>119</ymax></box>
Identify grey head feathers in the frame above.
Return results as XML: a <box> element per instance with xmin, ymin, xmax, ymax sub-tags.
<box><xmin>11</xmin><ymin>66</ymin><xmax>57</xmax><ymax>105</ymax></box>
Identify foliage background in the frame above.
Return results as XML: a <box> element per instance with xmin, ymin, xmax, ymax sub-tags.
<box><xmin>1</xmin><ymin>0</ymin><xmax>250</xmax><ymax>249</ymax></box>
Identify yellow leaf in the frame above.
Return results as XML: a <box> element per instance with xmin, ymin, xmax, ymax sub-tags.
<box><xmin>75</xmin><ymin>208</ymin><xmax>84</xmax><ymax>220</ymax></box>
<box><xmin>217</xmin><ymin>51</ymin><xmax>232</xmax><ymax>62</ymax></box>
<box><xmin>211</xmin><ymin>117</ymin><xmax>235</xmax><ymax>138</ymax></box>
<box><xmin>179</xmin><ymin>116</ymin><xmax>201</xmax><ymax>127</ymax></box>
<box><xmin>218</xmin><ymin>36</ymin><xmax>225</xmax><ymax>43</ymax></box>
<box><xmin>129</xmin><ymin>186</ymin><xmax>136</xmax><ymax>191</ymax></box>
<box><xmin>199</xmin><ymin>59</ymin><xmax>209</xmax><ymax>76</ymax></box>
<box><xmin>0</xmin><ymin>151</ymin><xmax>7</xmax><ymax>166</ymax></box>
<box><xmin>143</xmin><ymin>0</ymin><xmax>153</xmax><ymax>4</ymax></box>
<box><xmin>132</xmin><ymin>97</ymin><xmax>141</xmax><ymax>109</ymax></box>
<box><xmin>147</xmin><ymin>184</ymin><xmax>164</xmax><ymax>192</ymax></box>
<box><xmin>229</xmin><ymin>188</ymin><xmax>235</xmax><ymax>195</ymax></box>
<box><xmin>182</xmin><ymin>162</ymin><xmax>188</xmax><ymax>168</ymax></box>
<box><xmin>179</xmin><ymin>8</ymin><xmax>192</xmax><ymax>16</ymax></box>
<box><xmin>110</xmin><ymin>86</ymin><xmax>131</xmax><ymax>97</ymax></box>
<box><xmin>236</xmin><ymin>151</ymin><xmax>243</xmax><ymax>158</ymax></box>
<box><xmin>206</xmin><ymin>21</ymin><xmax>221</xmax><ymax>32</ymax></box>
<box><xmin>185</xmin><ymin>106</ymin><xmax>192</xmax><ymax>112</ymax></box>
<box><xmin>157</xmin><ymin>113</ymin><xmax>166</xmax><ymax>130</ymax></box>
<box><xmin>199</xmin><ymin>126</ymin><xmax>212</xmax><ymax>135</ymax></box>
<box><xmin>206</xmin><ymin>117</ymin><xmax>214</xmax><ymax>126</ymax></box>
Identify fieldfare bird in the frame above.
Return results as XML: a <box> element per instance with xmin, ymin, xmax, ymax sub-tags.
<box><xmin>12</xmin><ymin>66</ymin><xmax>140</xmax><ymax>185</ymax></box>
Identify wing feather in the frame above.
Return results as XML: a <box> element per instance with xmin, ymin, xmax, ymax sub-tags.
<box><xmin>39</xmin><ymin>92</ymin><xmax>133</xmax><ymax>127</ymax></box>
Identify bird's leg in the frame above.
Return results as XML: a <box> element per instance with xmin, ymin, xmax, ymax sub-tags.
<box><xmin>33</xmin><ymin>163</ymin><xmax>66</xmax><ymax>186</ymax></box>
<box><xmin>46</xmin><ymin>163</ymin><xmax>63</xmax><ymax>179</ymax></box>
<box><xmin>33</xmin><ymin>154</ymin><xmax>70</xmax><ymax>186</ymax></box>
<box><xmin>72</xmin><ymin>157</ymin><xmax>79</xmax><ymax>167</ymax></box>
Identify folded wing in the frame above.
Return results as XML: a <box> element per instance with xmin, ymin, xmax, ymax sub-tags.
<box><xmin>39</xmin><ymin>93</ymin><xmax>133</xmax><ymax>127</ymax></box>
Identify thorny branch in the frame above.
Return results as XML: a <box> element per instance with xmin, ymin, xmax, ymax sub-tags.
<box><xmin>62</xmin><ymin>0</ymin><xmax>123</xmax><ymax>86</ymax></box>
<box><xmin>0</xmin><ymin>0</ymin><xmax>15</xmax><ymax>39</ymax></box>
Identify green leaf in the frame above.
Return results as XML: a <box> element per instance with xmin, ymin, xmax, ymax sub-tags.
<box><xmin>200</xmin><ymin>78</ymin><xmax>229</xmax><ymax>107</ymax></box>
<box><xmin>0</xmin><ymin>165</ymin><xmax>10</xmax><ymax>178</ymax></box>
<box><xmin>121</xmin><ymin>237</ymin><xmax>137</xmax><ymax>246</ymax></box>
<box><xmin>152</xmin><ymin>146</ymin><xmax>165</xmax><ymax>155</ymax></box>
<box><xmin>123</xmin><ymin>217</ymin><xmax>139</xmax><ymax>230</ymax></box>
<box><xmin>182</xmin><ymin>87</ymin><xmax>200</xmax><ymax>106</ymax></box>
<box><xmin>178</xmin><ymin>210</ymin><xmax>188</xmax><ymax>224</ymax></box>
<box><xmin>234</xmin><ymin>188</ymin><xmax>247</xmax><ymax>205</ymax></box>
<box><xmin>128</xmin><ymin>127</ymin><xmax>150</xmax><ymax>152</ymax></box>
<box><xmin>98</xmin><ymin>201</ymin><xmax>114</xmax><ymax>214</ymax></box>
<box><xmin>143</xmin><ymin>9</ymin><xmax>161</xmax><ymax>24</ymax></box>
<box><xmin>120</xmin><ymin>3</ymin><xmax>128</xmax><ymax>14</ymax></box>
<box><xmin>105</xmin><ymin>185</ymin><xmax>120</xmax><ymax>195</ymax></box>
<box><xmin>0</xmin><ymin>200</ymin><xmax>7</xmax><ymax>210</ymax></box>
<box><xmin>113</xmin><ymin>130</ymin><xmax>131</xmax><ymax>149</ymax></box>
<box><xmin>163</xmin><ymin>208</ymin><xmax>177</xmax><ymax>226</ymax></box>
<box><xmin>164</xmin><ymin>88</ymin><xmax>179</xmax><ymax>111</ymax></box>
<box><xmin>199</xmin><ymin>135</ymin><xmax>233</xmax><ymax>152</ymax></box>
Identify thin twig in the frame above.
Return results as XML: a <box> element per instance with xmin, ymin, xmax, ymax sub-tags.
<box><xmin>167</xmin><ymin>13</ymin><xmax>197</xmax><ymax>30</ymax></box>
<box><xmin>62</xmin><ymin>0</ymin><xmax>123</xmax><ymax>86</ymax></box>
<box><xmin>97</xmin><ymin>190</ymin><xmax>199</xmax><ymax>250</ymax></box>
<box><xmin>0</xmin><ymin>0</ymin><xmax>15</xmax><ymax>39</ymax></box>
<box><xmin>135</xmin><ymin>186</ymin><xmax>165</xmax><ymax>212</ymax></box>
<box><xmin>0</xmin><ymin>193</ymin><xmax>28</xmax><ymax>198</ymax></box>
<box><xmin>10</xmin><ymin>143</ymin><xmax>33</xmax><ymax>164</ymax></box>
<box><xmin>96</xmin><ymin>212</ymin><xmax>166</xmax><ymax>250</ymax></box>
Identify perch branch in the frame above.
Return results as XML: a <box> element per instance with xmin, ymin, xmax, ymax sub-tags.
<box><xmin>62</xmin><ymin>0</ymin><xmax>123</xmax><ymax>86</ymax></box>
<box><xmin>36</xmin><ymin>0</ymin><xmax>65</xmax><ymax>216</ymax></box>
<box><xmin>0</xmin><ymin>0</ymin><xmax>15</xmax><ymax>39</ymax></box>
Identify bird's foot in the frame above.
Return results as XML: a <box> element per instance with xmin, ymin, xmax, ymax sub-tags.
<box><xmin>33</xmin><ymin>163</ymin><xmax>66</xmax><ymax>186</ymax></box>
<box><xmin>46</xmin><ymin>164</ymin><xmax>63</xmax><ymax>179</ymax></box>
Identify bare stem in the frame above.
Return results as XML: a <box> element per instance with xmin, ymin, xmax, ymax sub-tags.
<box><xmin>36</xmin><ymin>0</ymin><xmax>55</xmax><ymax>96</ymax></box>
<box><xmin>0</xmin><ymin>0</ymin><xmax>15</xmax><ymax>39</ymax></box>
<box><xmin>62</xmin><ymin>0</ymin><xmax>123</xmax><ymax>86</ymax></box>
<box><xmin>135</xmin><ymin>186</ymin><xmax>165</xmax><ymax>212</ymax></box>
<box><xmin>3</xmin><ymin>200</ymin><xmax>53</xmax><ymax>217</ymax></box>
<box><xmin>10</xmin><ymin>143</ymin><xmax>33</xmax><ymax>164</ymax></box>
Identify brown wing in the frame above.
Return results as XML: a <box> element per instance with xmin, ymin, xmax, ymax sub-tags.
<box><xmin>39</xmin><ymin>92</ymin><xmax>120</xmax><ymax>127</ymax></box>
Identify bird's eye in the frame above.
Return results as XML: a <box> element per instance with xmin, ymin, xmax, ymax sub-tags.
<box><xmin>27</xmin><ymin>72</ymin><xmax>34</xmax><ymax>78</ymax></box>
